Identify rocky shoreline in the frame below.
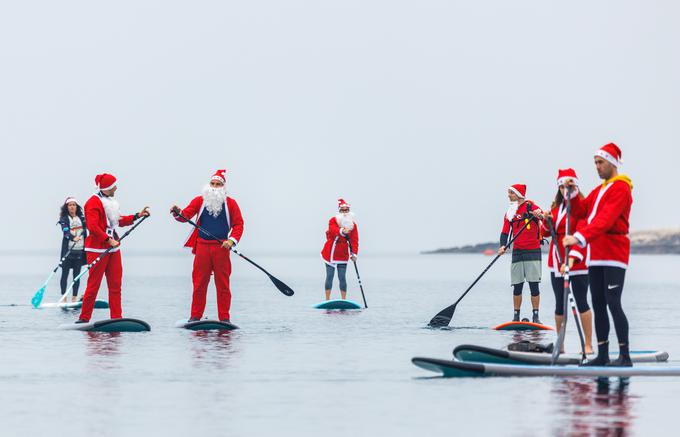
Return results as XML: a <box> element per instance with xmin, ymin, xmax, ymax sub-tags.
<box><xmin>422</xmin><ymin>228</ymin><xmax>680</xmax><ymax>255</ymax></box>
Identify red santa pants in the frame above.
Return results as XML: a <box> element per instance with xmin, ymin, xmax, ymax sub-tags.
<box><xmin>191</xmin><ymin>240</ymin><xmax>233</xmax><ymax>320</ymax></box>
<box><xmin>79</xmin><ymin>251</ymin><xmax>123</xmax><ymax>321</ymax></box>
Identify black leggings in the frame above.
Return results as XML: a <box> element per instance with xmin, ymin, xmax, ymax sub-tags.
<box><xmin>513</xmin><ymin>282</ymin><xmax>540</xmax><ymax>296</ymax></box>
<box><xmin>324</xmin><ymin>263</ymin><xmax>348</xmax><ymax>292</ymax></box>
<box><xmin>551</xmin><ymin>273</ymin><xmax>590</xmax><ymax>315</ymax></box>
<box><xmin>589</xmin><ymin>266</ymin><xmax>629</xmax><ymax>345</ymax></box>
<box><xmin>60</xmin><ymin>252</ymin><xmax>85</xmax><ymax>296</ymax></box>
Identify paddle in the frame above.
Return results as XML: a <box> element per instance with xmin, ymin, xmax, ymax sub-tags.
<box><xmin>428</xmin><ymin>215</ymin><xmax>534</xmax><ymax>328</ymax></box>
<box><xmin>58</xmin><ymin>215</ymin><xmax>149</xmax><ymax>304</ymax></box>
<box><xmin>550</xmin><ymin>186</ymin><xmax>584</xmax><ymax>364</ymax></box>
<box><xmin>346</xmin><ymin>238</ymin><xmax>367</xmax><ymax>308</ymax></box>
<box><xmin>173</xmin><ymin>211</ymin><xmax>294</xmax><ymax>296</ymax></box>
<box><xmin>546</xmin><ymin>214</ymin><xmax>587</xmax><ymax>364</ymax></box>
<box><xmin>31</xmin><ymin>241</ymin><xmax>78</xmax><ymax>308</ymax></box>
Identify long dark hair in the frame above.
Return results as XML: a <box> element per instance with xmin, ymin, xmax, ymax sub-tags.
<box><xmin>551</xmin><ymin>187</ymin><xmax>584</xmax><ymax>209</ymax></box>
<box><xmin>59</xmin><ymin>202</ymin><xmax>83</xmax><ymax>220</ymax></box>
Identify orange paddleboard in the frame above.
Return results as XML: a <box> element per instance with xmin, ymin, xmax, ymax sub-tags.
<box><xmin>493</xmin><ymin>321</ymin><xmax>554</xmax><ymax>331</ymax></box>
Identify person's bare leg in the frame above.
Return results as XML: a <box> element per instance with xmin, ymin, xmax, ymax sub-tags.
<box><xmin>580</xmin><ymin>310</ymin><xmax>594</xmax><ymax>354</ymax></box>
<box><xmin>325</xmin><ymin>290</ymin><xmax>331</xmax><ymax>301</ymax></box>
<box><xmin>531</xmin><ymin>295</ymin><xmax>540</xmax><ymax>311</ymax></box>
<box><xmin>341</xmin><ymin>291</ymin><xmax>347</xmax><ymax>300</ymax></box>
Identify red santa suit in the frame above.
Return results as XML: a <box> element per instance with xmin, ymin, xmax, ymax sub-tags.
<box><xmin>174</xmin><ymin>173</ymin><xmax>244</xmax><ymax>321</ymax></box>
<box><xmin>321</xmin><ymin>214</ymin><xmax>359</xmax><ymax>265</ymax></box>
<box><xmin>541</xmin><ymin>202</ymin><xmax>588</xmax><ymax>277</ymax></box>
<box><xmin>79</xmin><ymin>174</ymin><xmax>136</xmax><ymax>322</ymax></box>
<box><xmin>571</xmin><ymin>175</ymin><xmax>633</xmax><ymax>269</ymax></box>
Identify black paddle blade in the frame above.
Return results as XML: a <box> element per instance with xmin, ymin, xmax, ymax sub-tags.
<box><xmin>269</xmin><ymin>275</ymin><xmax>294</xmax><ymax>296</ymax></box>
<box><xmin>428</xmin><ymin>304</ymin><xmax>456</xmax><ymax>328</ymax></box>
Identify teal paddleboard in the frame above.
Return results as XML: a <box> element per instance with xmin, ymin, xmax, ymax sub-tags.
<box><xmin>176</xmin><ymin>320</ymin><xmax>239</xmax><ymax>331</ymax></box>
<box><xmin>314</xmin><ymin>299</ymin><xmax>362</xmax><ymax>310</ymax></box>
<box><xmin>59</xmin><ymin>318</ymin><xmax>150</xmax><ymax>332</ymax></box>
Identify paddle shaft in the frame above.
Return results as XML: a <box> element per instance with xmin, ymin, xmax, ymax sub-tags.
<box><xmin>31</xmin><ymin>241</ymin><xmax>78</xmax><ymax>307</ymax></box>
<box><xmin>428</xmin><ymin>216</ymin><xmax>535</xmax><ymax>326</ymax></box>
<box><xmin>550</xmin><ymin>187</ymin><xmax>586</xmax><ymax>363</ymax></box>
<box><xmin>59</xmin><ymin>215</ymin><xmax>148</xmax><ymax>303</ymax></box>
<box><xmin>174</xmin><ymin>211</ymin><xmax>294</xmax><ymax>296</ymax></box>
<box><xmin>346</xmin><ymin>238</ymin><xmax>367</xmax><ymax>308</ymax></box>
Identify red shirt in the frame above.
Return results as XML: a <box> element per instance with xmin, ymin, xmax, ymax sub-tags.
<box><xmin>321</xmin><ymin>217</ymin><xmax>359</xmax><ymax>264</ymax></box>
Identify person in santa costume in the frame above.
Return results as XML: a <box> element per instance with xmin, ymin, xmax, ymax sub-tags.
<box><xmin>77</xmin><ymin>173</ymin><xmax>150</xmax><ymax>323</ymax></box>
<box><xmin>171</xmin><ymin>169</ymin><xmax>244</xmax><ymax>323</ymax></box>
<box><xmin>498</xmin><ymin>184</ymin><xmax>544</xmax><ymax>323</ymax></box>
<box><xmin>563</xmin><ymin>143</ymin><xmax>633</xmax><ymax>366</ymax></box>
<box><xmin>321</xmin><ymin>199</ymin><xmax>359</xmax><ymax>301</ymax></box>
<box><xmin>541</xmin><ymin>169</ymin><xmax>593</xmax><ymax>354</ymax></box>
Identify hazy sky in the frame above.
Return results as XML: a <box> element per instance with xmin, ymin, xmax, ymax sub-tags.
<box><xmin>1</xmin><ymin>1</ymin><xmax>678</xmax><ymax>254</ymax></box>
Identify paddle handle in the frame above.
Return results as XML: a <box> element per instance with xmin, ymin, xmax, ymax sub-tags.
<box><xmin>59</xmin><ymin>215</ymin><xmax>148</xmax><ymax>303</ymax></box>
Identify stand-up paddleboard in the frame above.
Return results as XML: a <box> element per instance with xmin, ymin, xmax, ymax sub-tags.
<box><xmin>40</xmin><ymin>299</ymin><xmax>109</xmax><ymax>310</ymax></box>
<box><xmin>59</xmin><ymin>318</ymin><xmax>150</xmax><ymax>332</ymax></box>
<box><xmin>453</xmin><ymin>344</ymin><xmax>669</xmax><ymax>365</ymax></box>
<box><xmin>314</xmin><ymin>299</ymin><xmax>362</xmax><ymax>310</ymax></box>
<box><xmin>412</xmin><ymin>357</ymin><xmax>680</xmax><ymax>378</ymax></box>
<box><xmin>493</xmin><ymin>321</ymin><xmax>554</xmax><ymax>331</ymax></box>
<box><xmin>175</xmin><ymin>319</ymin><xmax>239</xmax><ymax>331</ymax></box>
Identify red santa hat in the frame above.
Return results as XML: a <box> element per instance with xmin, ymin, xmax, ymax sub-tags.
<box><xmin>95</xmin><ymin>173</ymin><xmax>117</xmax><ymax>191</ymax></box>
<box><xmin>508</xmin><ymin>184</ymin><xmax>526</xmax><ymax>198</ymax></box>
<box><xmin>338</xmin><ymin>198</ymin><xmax>351</xmax><ymax>210</ymax></box>
<box><xmin>556</xmin><ymin>168</ymin><xmax>579</xmax><ymax>186</ymax></box>
<box><xmin>64</xmin><ymin>197</ymin><xmax>78</xmax><ymax>205</ymax></box>
<box><xmin>211</xmin><ymin>169</ymin><xmax>227</xmax><ymax>184</ymax></box>
<box><xmin>595</xmin><ymin>143</ymin><xmax>622</xmax><ymax>167</ymax></box>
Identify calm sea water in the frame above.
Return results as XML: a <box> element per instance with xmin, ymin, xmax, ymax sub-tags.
<box><xmin>1</xmin><ymin>252</ymin><xmax>679</xmax><ymax>436</ymax></box>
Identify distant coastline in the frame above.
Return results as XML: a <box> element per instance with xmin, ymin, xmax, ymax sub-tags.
<box><xmin>422</xmin><ymin>228</ymin><xmax>680</xmax><ymax>255</ymax></box>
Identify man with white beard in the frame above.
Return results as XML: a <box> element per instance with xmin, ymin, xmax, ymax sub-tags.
<box><xmin>77</xmin><ymin>173</ymin><xmax>150</xmax><ymax>323</ymax></box>
<box><xmin>321</xmin><ymin>199</ymin><xmax>359</xmax><ymax>301</ymax></box>
<box><xmin>171</xmin><ymin>169</ymin><xmax>244</xmax><ymax>323</ymax></box>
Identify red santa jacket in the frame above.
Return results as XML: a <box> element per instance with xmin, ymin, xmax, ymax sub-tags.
<box><xmin>541</xmin><ymin>203</ymin><xmax>588</xmax><ymax>277</ymax></box>
<box><xmin>321</xmin><ymin>216</ymin><xmax>359</xmax><ymax>264</ymax></box>
<box><xmin>84</xmin><ymin>194</ymin><xmax>135</xmax><ymax>253</ymax></box>
<box><xmin>571</xmin><ymin>176</ymin><xmax>633</xmax><ymax>269</ymax></box>
<box><xmin>500</xmin><ymin>200</ymin><xmax>543</xmax><ymax>251</ymax></box>
<box><xmin>174</xmin><ymin>196</ymin><xmax>244</xmax><ymax>254</ymax></box>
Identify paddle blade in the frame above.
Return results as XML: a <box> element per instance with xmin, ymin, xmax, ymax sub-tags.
<box><xmin>428</xmin><ymin>304</ymin><xmax>456</xmax><ymax>328</ymax></box>
<box><xmin>269</xmin><ymin>275</ymin><xmax>294</xmax><ymax>296</ymax></box>
<box><xmin>31</xmin><ymin>287</ymin><xmax>46</xmax><ymax>308</ymax></box>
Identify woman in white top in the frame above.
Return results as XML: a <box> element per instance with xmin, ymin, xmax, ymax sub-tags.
<box><xmin>57</xmin><ymin>197</ymin><xmax>87</xmax><ymax>302</ymax></box>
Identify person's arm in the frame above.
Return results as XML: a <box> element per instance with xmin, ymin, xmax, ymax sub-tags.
<box><xmin>499</xmin><ymin>215</ymin><xmax>511</xmax><ymax>247</ymax></box>
<box><xmin>85</xmin><ymin>203</ymin><xmax>109</xmax><ymax>242</ymax></box>
<box><xmin>574</xmin><ymin>183</ymin><xmax>631</xmax><ymax>247</ymax></box>
<box><xmin>59</xmin><ymin>217</ymin><xmax>73</xmax><ymax>241</ymax></box>
<box><xmin>327</xmin><ymin>218</ymin><xmax>341</xmax><ymax>238</ymax></box>
<box><xmin>173</xmin><ymin>197</ymin><xmax>202</xmax><ymax>222</ymax></box>
<box><xmin>227</xmin><ymin>198</ymin><xmax>244</xmax><ymax>246</ymax></box>
<box><xmin>118</xmin><ymin>213</ymin><xmax>136</xmax><ymax>227</ymax></box>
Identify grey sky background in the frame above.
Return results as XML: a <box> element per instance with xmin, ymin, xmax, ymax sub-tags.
<box><xmin>1</xmin><ymin>1</ymin><xmax>678</xmax><ymax>254</ymax></box>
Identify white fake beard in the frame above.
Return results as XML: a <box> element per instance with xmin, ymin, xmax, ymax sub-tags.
<box><xmin>202</xmin><ymin>184</ymin><xmax>227</xmax><ymax>218</ymax></box>
<box><xmin>506</xmin><ymin>201</ymin><xmax>519</xmax><ymax>221</ymax></box>
<box><xmin>100</xmin><ymin>195</ymin><xmax>121</xmax><ymax>228</ymax></box>
<box><xmin>335</xmin><ymin>212</ymin><xmax>356</xmax><ymax>230</ymax></box>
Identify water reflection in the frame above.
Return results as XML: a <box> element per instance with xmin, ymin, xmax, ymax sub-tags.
<box><xmin>85</xmin><ymin>332</ymin><xmax>122</xmax><ymax>371</ymax></box>
<box><xmin>551</xmin><ymin>378</ymin><xmax>635</xmax><ymax>436</ymax></box>
<box><xmin>188</xmin><ymin>331</ymin><xmax>239</xmax><ymax>369</ymax></box>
